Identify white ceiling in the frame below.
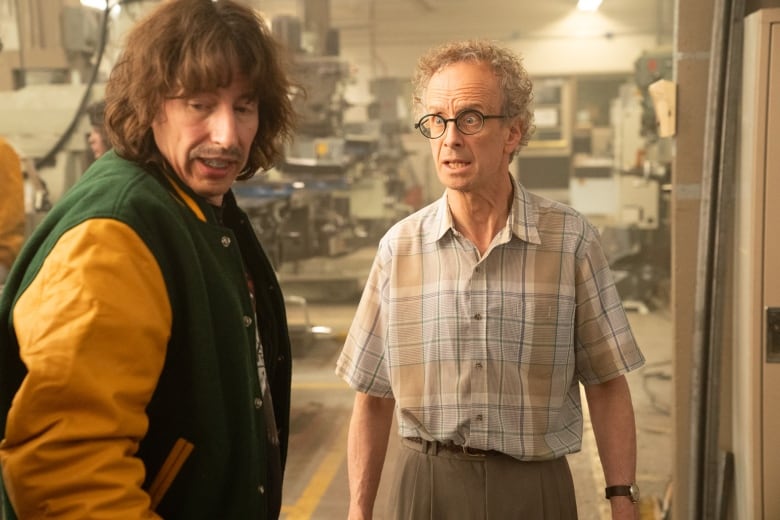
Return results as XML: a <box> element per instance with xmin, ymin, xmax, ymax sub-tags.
<box><xmin>251</xmin><ymin>0</ymin><xmax>675</xmax><ymax>80</ymax></box>
<box><xmin>258</xmin><ymin>0</ymin><xmax>674</xmax><ymax>49</ymax></box>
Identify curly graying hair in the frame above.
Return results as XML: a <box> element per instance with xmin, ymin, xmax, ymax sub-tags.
<box><xmin>104</xmin><ymin>0</ymin><xmax>296</xmax><ymax>178</ymax></box>
<box><xmin>412</xmin><ymin>40</ymin><xmax>535</xmax><ymax>156</ymax></box>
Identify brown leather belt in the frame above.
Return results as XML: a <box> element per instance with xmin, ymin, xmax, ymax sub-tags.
<box><xmin>403</xmin><ymin>437</ymin><xmax>501</xmax><ymax>457</ymax></box>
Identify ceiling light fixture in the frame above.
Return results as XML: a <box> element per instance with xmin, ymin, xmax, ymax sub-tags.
<box><xmin>577</xmin><ymin>0</ymin><xmax>603</xmax><ymax>11</ymax></box>
<box><xmin>80</xmin><ymin>0</ymin><xmax>107</xmax><ymax>8</ymax></box>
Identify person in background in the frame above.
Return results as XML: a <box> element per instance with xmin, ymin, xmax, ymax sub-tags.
<box><xmin>336</xmin><ymin>39</ymin><xmax>645</xmax><ymax>520</ymax></box>
<box><xmin>86</xmin><ymin>99</ymin><xmax>110</xmax><ymax>161</ymax></box>
<box><xmin>0</xmin><ymin>136</ymin><xmax>25</xmax><ymax>285</ymax></box>
<box><xmin>0</xmin><ymin>1</ymin><xmax>295</xmax><ymax>519</ymax></box>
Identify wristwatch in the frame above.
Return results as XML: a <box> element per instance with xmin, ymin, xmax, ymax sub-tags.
<box><xmin>605</xmin><ymin>483</ymin><xmax>640</xmax><ymax>503</ymax></box>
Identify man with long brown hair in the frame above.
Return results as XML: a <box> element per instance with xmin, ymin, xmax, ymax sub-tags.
<box><xmin>0</xmin><ymin>1</ymin><xmax>296</xmax><ymax>518</ymax></box>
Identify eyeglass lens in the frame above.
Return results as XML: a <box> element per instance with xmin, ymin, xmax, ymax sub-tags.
<box><xmin>418</xmin><ymin>110</ymin><xmax>485</xmax><ymax>138</ymax></box>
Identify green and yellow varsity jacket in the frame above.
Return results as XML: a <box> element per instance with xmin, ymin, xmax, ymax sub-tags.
<box><xmin>0</xmin><ymin>151</ymin><xmax>292</xmax><ymax>519</ymax></box>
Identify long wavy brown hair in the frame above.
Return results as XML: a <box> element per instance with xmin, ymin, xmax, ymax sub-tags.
<box><xmin>104</xmin><ymin>0</ymin><xmax>296</xmax><ymax>178</ymax></box>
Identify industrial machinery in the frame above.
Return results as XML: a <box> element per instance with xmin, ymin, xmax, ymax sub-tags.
<box><xmin>0</xmin><ymin>0</ymin><xmax>107</xmax><ymax>223</ymax></box>
<box><xmin>611</xmin><ymin>49</ymin><xmax>673</xmax><ymax>309</ymax></box>
<box><xmin>234</xmin><ymin>8</ymin><xmax>418</xmax><ymax>270</ymax></box>
<box><xmin>567</xmin><ymin>49</ymin><xmax>673</xmax><ymax>312</ymax></box>
<box><xmin>1</xmin><ymin>1</ymin><xmax>417</xmax><ymax>272</ymax></box>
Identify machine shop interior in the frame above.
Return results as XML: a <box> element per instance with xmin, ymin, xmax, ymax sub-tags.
<box><xmin>2</xmin><ymin>0</ymin><xmax>779</xmax><ymax>519</ymax></box>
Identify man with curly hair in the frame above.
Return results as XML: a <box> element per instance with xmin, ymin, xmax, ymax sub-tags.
<box><xmin>337</xmin><ymin>40</ymin><xmax>644</xmax><ymax>519</ymax></box>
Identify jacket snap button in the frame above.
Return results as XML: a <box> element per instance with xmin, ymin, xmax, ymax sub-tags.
<box><xmin>221</xmin><ymin>236</ymin><xmax>231</xmax><ymax>247</ymax></box>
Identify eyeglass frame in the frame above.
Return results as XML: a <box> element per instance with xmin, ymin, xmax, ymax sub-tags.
<box><xmin>414</xmin><ymin>110</ymin><xmax>507</xmax><ymax>139</ymax></box>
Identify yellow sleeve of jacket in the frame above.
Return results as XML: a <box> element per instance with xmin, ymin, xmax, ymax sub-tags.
<box><xmin>0</xmin><ymin>218</ymin><xmax>172</xmax><ymax>519</ymax></box>
<box><xmin>0</xmin><ymin>137</ymin><xmax>25</xmax><ymax>273</ymax></box>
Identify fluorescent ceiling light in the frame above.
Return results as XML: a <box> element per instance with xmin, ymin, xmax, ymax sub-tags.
<box><xmin>577</xmin><ymin>0</ymin><xmax>603</xmax><ymax>11</ymax></box>
<box><xmin>80</xmin><ymin>0</ymin><xmax>121</xmax><ymax>15</ymax></box>
<box><xmin>80</xmin><ymin>0</ymin><xmax>110</xmax><ymax>9</ymax></box>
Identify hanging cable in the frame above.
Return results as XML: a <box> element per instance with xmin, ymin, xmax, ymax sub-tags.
<box><xmin>32</xmin><ymin>3</ymin><xmax>112</xmax><ymax>169</ymax></box>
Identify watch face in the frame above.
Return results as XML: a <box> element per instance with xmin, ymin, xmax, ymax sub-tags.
<box><xmin>629</xmin><ymin>483</ymin><xmax>640</xmax><ymax>503</ymax></box>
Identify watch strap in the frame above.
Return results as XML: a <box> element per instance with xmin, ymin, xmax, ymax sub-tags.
<box><xmin>605</xmin><ymin>483</ymin><xmax>639</xmax><ymax>503</ymax></box>
<box><xmin>604</xmin><ymin>485</ymin><xmax>631</xmax><ymax>499</ymax></box>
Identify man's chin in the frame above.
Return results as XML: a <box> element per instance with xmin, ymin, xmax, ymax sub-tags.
<box><xmin>193</xmin><ymin>182</ymin><xmax>232</xmax><ymax>206</ymax></box>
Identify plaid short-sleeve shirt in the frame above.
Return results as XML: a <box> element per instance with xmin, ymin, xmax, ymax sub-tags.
<box><xmin>335</xmin><ymin>176</ymin><xmax>645</xmax><ymax>461</ymax></box>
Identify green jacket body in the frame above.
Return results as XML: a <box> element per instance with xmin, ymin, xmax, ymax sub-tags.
<box><xmin>0</xmin><ymin>151</ymin><xmax>292</xmax><ymax>519</ymax></box>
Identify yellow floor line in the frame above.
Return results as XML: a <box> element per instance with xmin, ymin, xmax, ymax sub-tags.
<box><xmin>281</xmin><ymin>421</ymin><xmax>350</xmax><ymax>520</ymax></box>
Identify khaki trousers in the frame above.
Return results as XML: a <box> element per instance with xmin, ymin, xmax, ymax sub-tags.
<box><xmin>386</xmin><ymin>438</ymin><xmax>578</xmax><ymax>519</ymax></box>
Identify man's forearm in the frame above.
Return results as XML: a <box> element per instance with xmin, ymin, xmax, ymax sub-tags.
<box><xmin>347</xmin><ymin>392</ymin><xmax>395</xmax><ymax>520</ymax></box>
<box><xmin>585</xmin><ymin>375</ymin><xmax>639</xmax><ymax>519</ymax></box>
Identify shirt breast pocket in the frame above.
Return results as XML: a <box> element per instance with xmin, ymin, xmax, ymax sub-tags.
<box><xmin>496</xmin><ymin>295</ymin><xmax>576</xmax><ymax>365</ymax></box>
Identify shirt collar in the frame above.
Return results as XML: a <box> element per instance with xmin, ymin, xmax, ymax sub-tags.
<box><xmin>430</xmin><ymin>194</ymin><xmax>453</xmax><ymax>243</ymax></box>
<box><xmin>507</xmin><ymin>175</ymin><xmax>541</xmax><ymax>245</ymax></box>
<box><xmin>428</xmin><ymin>174</ymin><xmax>541</xmax><ymax>246</ymax></box>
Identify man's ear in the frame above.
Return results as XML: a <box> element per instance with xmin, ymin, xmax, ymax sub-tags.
<box><xmin>504</xmin><ymin>117</ymin><xmax>523</xmax><ymax>154</ymax></box>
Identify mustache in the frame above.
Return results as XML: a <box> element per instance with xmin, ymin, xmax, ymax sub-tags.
<box><xmin>189</xmin><ymin>145</ymin><xmax>243</xmax><ymax>161</ymax></box>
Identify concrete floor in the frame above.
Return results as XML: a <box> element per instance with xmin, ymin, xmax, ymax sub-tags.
<box><xmin>278</xmin><ymin>249</ymin><xmax>672</xmax><ymax>520</ymax></box>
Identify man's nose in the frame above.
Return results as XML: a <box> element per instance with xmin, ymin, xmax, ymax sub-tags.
<box><xmin>210</xmin><ymin>105</ymin><xmax>239</xmax><ymax>148</ymax></box>
<box><xmin>441</xmin><ymin>120</ymin><xmax>463</xmax><ymax>146</ymax></box>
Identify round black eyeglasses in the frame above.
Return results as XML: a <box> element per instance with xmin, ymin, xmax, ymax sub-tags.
<box><xmin>414</xmin><ymin>110</ymin><xmax>507</xmax><ymax>139</ymax></box>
